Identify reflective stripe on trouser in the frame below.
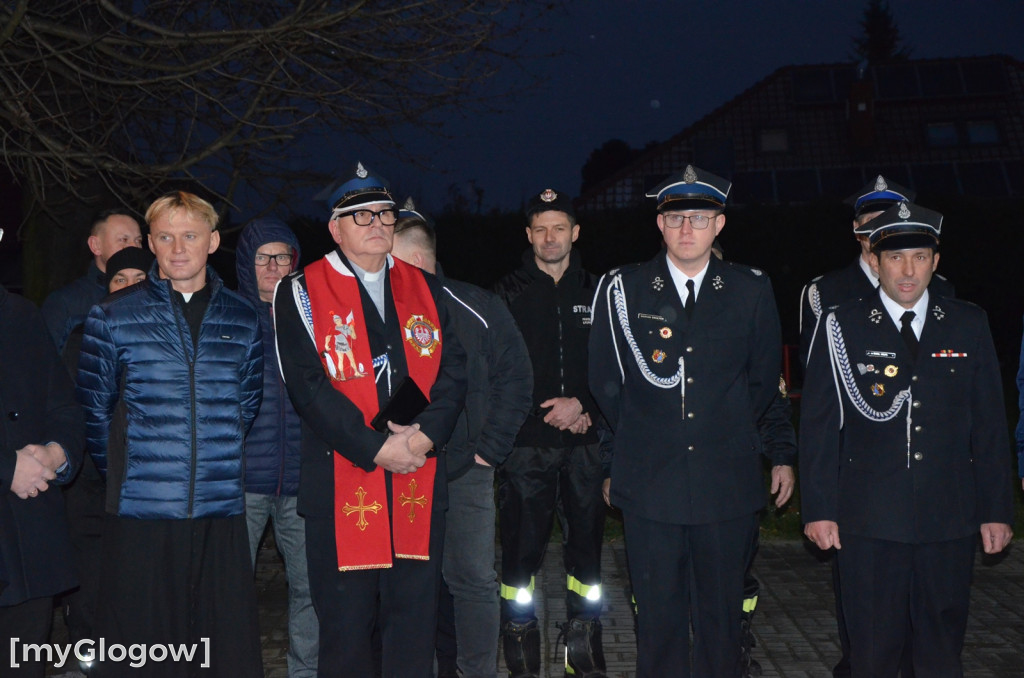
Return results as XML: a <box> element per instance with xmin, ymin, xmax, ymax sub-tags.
<box><xmin>742</xmin><ymin>525</ymin><xmax>760</xmax><ymax>620</ymax></box>
<box><xmin>500</xmin><ymin>576</ymin><xmax>536</xmax><ymax>604</ymax></box>
<box><xmin>498</xmin><ymin>443</ymin><xmax>605</xmax><ymax>622</ymax></box>
<box><xmin>567</xmin><ymin>574</ymin><xmax>602</xmax><ymax>620</ymax></box>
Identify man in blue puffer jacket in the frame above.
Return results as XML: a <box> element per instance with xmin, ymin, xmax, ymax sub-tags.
<box><xmin>235</xmin><ymin>217</ymin><xmax>318</xmax><ymax>678</ymax></box>
<box><xmin>78</xmin><ymin>191</ymin><xmax>264</xmax><ymax>678</ymax></box>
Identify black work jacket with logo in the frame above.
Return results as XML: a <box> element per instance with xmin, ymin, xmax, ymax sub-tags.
<box><xmin>494</xmin><ymin>249</ymin><xmax>598</xmax><ymax>447</ymax></box>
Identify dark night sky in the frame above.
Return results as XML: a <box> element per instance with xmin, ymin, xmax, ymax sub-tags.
<box><xmin>278</xmin><ymin>0</ymin><xmax>1024</xmax><ymax>219</ymax></box>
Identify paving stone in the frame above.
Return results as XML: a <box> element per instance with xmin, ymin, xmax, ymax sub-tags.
<box><xmin>45</xmin><ymin>533</ymin><xmax>1024</xmax><ymax>676</ymax></box>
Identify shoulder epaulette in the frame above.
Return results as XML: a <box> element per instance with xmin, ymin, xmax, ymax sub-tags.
<box><xmin>722</xmin><ymin>261</ymin><xmax>770</xmax><ymax>280</ymax></box>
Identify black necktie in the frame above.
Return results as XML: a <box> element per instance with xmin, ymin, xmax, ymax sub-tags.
<box><xmin>684</xmin><ymin>279</ymin><xmax>695</xmax><ymax>319</ymax></box>
<box><xmin>900</xmin><ymin>310</ymin><xmax>918</xmax><ymax>360</ymax></box>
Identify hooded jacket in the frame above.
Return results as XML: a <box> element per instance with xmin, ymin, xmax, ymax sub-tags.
<box><xmin>235</xmin><ymin>219</ymin><xmax>303</xmax><ymax>496</ymax></box>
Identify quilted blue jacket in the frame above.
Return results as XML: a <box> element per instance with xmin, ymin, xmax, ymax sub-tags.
<box><xmin>235</xmin><ymin>218</ymin><xmax>302</xmax><ymax>496</ymax></box>
<box><xmin>77</xmin><ymin>265</ymin><xmax>263</xmax><ymax>519</ymax></box>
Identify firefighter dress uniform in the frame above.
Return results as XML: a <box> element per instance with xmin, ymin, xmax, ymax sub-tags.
<box><xmin>589</xmin><ymin>166</ymin><xmax>792</xmax><ymax>677</ymax></box>
<box><xmin>799</xmin><ymin>202</ymin><xmax>1013</xmax><ymax>677</ymax></box>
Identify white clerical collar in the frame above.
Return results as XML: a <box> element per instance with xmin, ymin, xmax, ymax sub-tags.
<box><xmin>355</xmin><ymin>264</ymin><xmax>385</xmax><ymax>283</ymax></box>
<box><xmin>879</xmin><ymin>287</ymin><xmax>929</xmax><ymax>339</ymax></box>
<box><xmin>665</xmin><ymin>254</ymin><xmax>710</xmax><ymax>306</ymax></box>
<box><xmin>858</xmin><ymin>255</ymin><xmax>879</xmax><ymax>286</ymax></box>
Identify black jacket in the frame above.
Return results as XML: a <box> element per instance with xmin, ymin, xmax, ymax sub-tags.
<box><xmin>274</xmin><ymin>251</ymin><xmax>467</xmax><ymax>518</ymax></box>
<box><xmin>589</xmin><ymin>254</ymin><xmax>786</xmax><ymax>524</ymax></box>
<box><xmin>439</xmin><ymin>271</ymin><xmax>532</xmax><ymax>480</ymax></box>
<box><xmin>494</xmin><ymin>249</ymin><xmax>598</xmax><ymax>447</ymax></box>
<box><xmin>0</xmin><ymin>286</ymin><xmax>85</xmax><ymax>605</ymax></box>
<box><xmin>800</xmin><ymin>289</ymin><xmax>1012</xmax><ymax>543</ymax></box>
<box><xmin>799</xmin><ymin>257</ymin><xmax>955</xmax><ymax>367</ymax></box>
<box><xmin>40</xmin><ymin>261</ymin><xmax>107</xmax><ymax>353</ymax></box>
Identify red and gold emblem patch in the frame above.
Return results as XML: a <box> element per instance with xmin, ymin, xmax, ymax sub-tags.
<box><xmin>404</xmin><ymin>314</ymin><xmax>440</xmax><ymax>357</ymax></box>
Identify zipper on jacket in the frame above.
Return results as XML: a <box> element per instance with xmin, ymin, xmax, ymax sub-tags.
<box><xmin>555</xmin><ymin>281</ymin><xmax>566</xmax><ymax>396</ymax></box>
<box><xmin>276</xmin><ymin>370</ymin><xmax>286</xmax><ymax>496</ymax></box>
<box><xmin>171</xmin><ymin>299</ymin><xmax>199</xmax><ymax>519</ymax></box>
<box><xmin>188</xmin><ymin>360</ymin><xmax>197</xmax><ymax>518</ymax></box>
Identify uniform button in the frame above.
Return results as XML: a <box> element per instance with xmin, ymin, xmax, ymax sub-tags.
<box><xmin>914</xmin><ymin>425</ymin><xmax>922</xmax><ymax>432</ymax></box>
<box><xmin>913</xmin><ymin>452</ymin><xmax>923</xmax><ymax>461</ymax></box>
<box><xmin>912</xmin><ymin>400</ymin><xmax>921</xmax><ymax>409</ymax></box>
<box><xmin>7</xmin><ymin>411</ymin><xmax>17</xmax><ymax>421</ymax></box>
<box><xmin>686</xmin><ymin>412</ymin><xmax>695</xmax><ymax>419</ymax></box>
<box><xmin>688</xmin><ymin>445</ymin><xmax>695</xmax><ymax>451</ymax></box>
<box><xmin>386</xmin><ymin>344</ymin><xmax>393</xmax><ymax>351</ymax></box>
<box><xmin>686</xmin><ymin>377</ymin><xmax>694</xmax><ymax>384</ymax></box>
<box><xmin>911</xmin><ymin>375</ymin><xmax>918</xmax><ymax>382</ymax></box>
<box><xmin>949</xmin><ymin>368</ymin><xmax>956</xmax><ymax>373</ymax></box>
<box><xmin>685</xmin><ymin>346</ymin><xmax>693</xmax><ymax>353</ymax></box>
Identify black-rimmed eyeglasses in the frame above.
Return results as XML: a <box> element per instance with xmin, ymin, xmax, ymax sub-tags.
<box><xmin>335</xmin><ymin>208</ymin><xmax>399</xmax><ymax>227</ymax></box>
<box><xmin>254</xmin><ymin>253</ymin><xmax>294</xmax><ymax>266</ymax></box>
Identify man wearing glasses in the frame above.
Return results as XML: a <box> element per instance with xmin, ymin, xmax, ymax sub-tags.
<box><xmin>273</xmin><ymin>163</ymin><xmax>465</xmax><ymax>676</ymax></box>
<box><xmin>235</xmin><ymin>218</ymin><xmax>319</xmax><ymax>677</ymax></box>
<box><xmin>589</xmin><ymin>165</ymin><xmax>795</xmax><ymax>677</ymax></box>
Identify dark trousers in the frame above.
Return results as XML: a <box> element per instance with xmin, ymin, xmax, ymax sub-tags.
<box><xmin>306</xmin><ymin>506</ymin><xmax>444</xmax><ymax>677</ymax></box>
<box><xmin>91</xmin><ymin>515</ymin><xmax>263</xmax><ymax>678</ymax></box>
<box><xmin>0</xmin><ymin>597</ymin><xmax>53</xmax><ymax>678</ymax></box>
<box><xmin>832</xmin><ymin>552</ymin><xmax>916</xmax><ymax>678</ymax></box>
<box><xmin>435</xmin><ymin>578</ymin><xmax>459</xmax><ymax>676</ymax></box>
<box><xmin>837</xmin><ymin>533</ymin><xmax>976</xmax><ymax>678</ymax></box>
<box><xmin>624</xmin><ymin>511</ymin><xmax>758</xmax><ymax>678</ymax></box>
<box><xmin>497</xmin><ymin>443</ymin><xmax>605</xmax><ymax>621</ymax></box>
<box><xmin>61</xmin><ymin>462</ymin><xmax>106</xmax><ymax>646</ymax></box>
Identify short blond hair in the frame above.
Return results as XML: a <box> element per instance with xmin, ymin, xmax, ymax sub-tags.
<box><xmin>145</xmin><ymin>191</ymin><xmax>219</xmax><ymax>231</ymax></box>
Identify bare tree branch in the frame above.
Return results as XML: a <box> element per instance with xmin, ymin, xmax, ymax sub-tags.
<box><xmin>0</xmin><ymin>0</ymin><xmax>549</xmax><ymax>219</ymax></box>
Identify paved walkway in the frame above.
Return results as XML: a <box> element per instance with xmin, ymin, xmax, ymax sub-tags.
<box><xmin>250</xmin><ymin>534</ymin><xmax>1024</xmax><ymax>677</ymax></box>
<box><xmin>45</xmin><ymin>532</ymin><xmax>1024</xmax><ymax>676</ymax></box>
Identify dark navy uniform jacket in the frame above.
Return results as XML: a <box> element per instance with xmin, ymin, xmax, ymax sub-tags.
<box><xmin>589</xmin><ymin>253</ymin><xmax>791</xmax><ymax>525</ymax></box>
<box><xmin>799</xmin><ymin>289</ymin><xmax>1013</xmax><ymax>544</ymax></box>
<box><xmin>799</xmin><ymin>257</ymin><xmax>955</xmax><ymax>367</ymax></box>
